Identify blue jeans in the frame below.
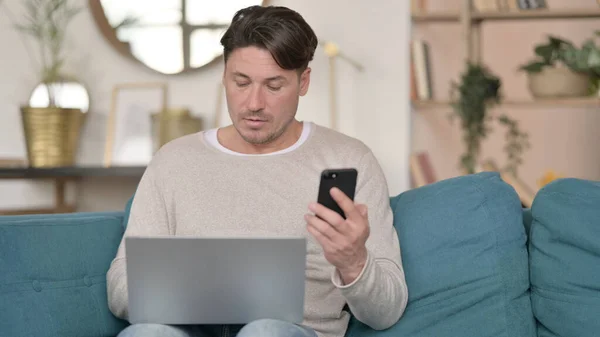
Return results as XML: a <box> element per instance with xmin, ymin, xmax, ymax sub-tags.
<box><xmin>117</xmin><ymin>319</ymin><xmax>318</xmax><ymax>337</ymax></box>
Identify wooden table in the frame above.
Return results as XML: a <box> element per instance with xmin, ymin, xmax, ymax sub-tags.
<box><xmin>0</xmin><ymin>166</ymin><xmax>146</xmax><ymax>215</ymax></box>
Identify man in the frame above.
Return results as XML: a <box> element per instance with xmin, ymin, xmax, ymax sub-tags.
<box><xmin>107</xmin><ymin>5</ymin><xmax>408</xmax><ymax>337</ymax></box>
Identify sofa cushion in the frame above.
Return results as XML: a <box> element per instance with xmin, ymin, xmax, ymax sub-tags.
<box><xmin>529</xmin><ymin>178</ymin><xmax>600</xmax><ymax>337</ymax></box>
<box><xmin>0</xmin><ymin>212</ymin><xmax>129</xmax><ymax>337</ymax></box>
<box><xmin>347</xmin><ymin>172</ymin><xmax>536</xmax><ymax>337</ymax></box>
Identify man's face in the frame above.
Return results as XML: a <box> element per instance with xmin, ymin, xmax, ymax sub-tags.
<box><xmin>223</xmin><ymin>46</ymin><xmax>310</xmax><ymax>145</ymax></box>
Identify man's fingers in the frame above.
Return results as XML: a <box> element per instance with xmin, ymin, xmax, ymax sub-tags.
<box><xmin>330</xmin><ymin>187</ymin><xmax>360</xmax><ymax>219</ymax></box>
<box><xmin>306</xmin><ymin>222</ymin><xmax>333</xmax><ymax>248</ymax></box>
<box><xmin>305</xmin><ymin>214</ymin><xmax>342</xmax><ymax>241</ymax></box>
<box><xmin>308</xmin><ymin>202</ymin><xmax>346</xmax><ymax>232</ymax></box>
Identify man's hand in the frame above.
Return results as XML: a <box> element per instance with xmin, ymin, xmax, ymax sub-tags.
<box><xmin>305</xmin><ymin>187</ymin><xmax>370</xmax><ymax>285</ymax></box>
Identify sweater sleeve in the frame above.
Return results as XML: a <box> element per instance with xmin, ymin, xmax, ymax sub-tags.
<box><xmin>331</xmin><ymin>150</ymin><xmax>408</xmax><ymax>330</ymax></box>
<box><xmin>106</xmin><ymin>163</ymin><xmax>173</xmax><ymax>320</ymax></box>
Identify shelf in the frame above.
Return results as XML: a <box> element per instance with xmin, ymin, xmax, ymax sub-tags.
<box><xmin>412</xmin><ymin>100</ymin><xmax>454</xmax><ymax>109</ymax></box>
<box><xmin>412</xmin><ymin>9</ymin><xmax>600</xmax><ymax>23</ymax></box>
<box><xmin>413</xmin><ymin>98</ymin><xmax>600</xmax><ymax>109</ymax></box>
<box><xmin>0</xmin><ymin>166</ymin><xmax>146</xmax><ymax>216</ymax></box>
<box><xmin>472</xmin><ymin>8</ymin><xmax>600</xmax><ymax>21</ymax></box>
<box><xmin>0</xmin><ymin>165</ymin><xmax>147</xmax><ymax>179</ymax></box>
<box><xmin>411</xmin><ymin>11</ymin><xmax>460</xmax><ymax>22</ymax></box>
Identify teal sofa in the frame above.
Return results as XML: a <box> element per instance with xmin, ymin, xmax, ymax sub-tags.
<box><xmin>1</xmin><ymin>172</ymin><xmax>599</xmax><ymax>337</ymax></box>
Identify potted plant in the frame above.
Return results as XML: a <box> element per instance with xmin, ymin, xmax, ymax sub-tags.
<box><xmin>13</xmin><ymin>0</ymin><xmax>85</xmax><ymax>167</ymax></box>
<box><xmin>519</xmin><ymin>33</ymin><xmax>600</xmax><ymax>98</ymax></box>
<box><xmin>450</xmin><ymin>62</ymin><xmax>530</xmax><ymax>176</ymax></box>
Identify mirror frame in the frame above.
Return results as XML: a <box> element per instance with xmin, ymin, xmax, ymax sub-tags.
<box><xmin>88</xmin><ymin>0</ymin><xmax>270</xmax><ymax>75</ymax></box>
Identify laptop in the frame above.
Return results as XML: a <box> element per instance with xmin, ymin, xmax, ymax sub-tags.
<box><xmin>125</xmin><ymin>236</ymin><xmax>307</xmax><ymax>325</ymax></box>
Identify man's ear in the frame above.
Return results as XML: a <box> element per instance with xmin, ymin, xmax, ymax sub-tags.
<box><xmin>299</xmin><ymin>67</ymin><xmax>311</xmax><ymax>96</ymax></box>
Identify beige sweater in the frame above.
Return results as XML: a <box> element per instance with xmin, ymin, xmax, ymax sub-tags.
<box><xmin>106</xmin><ymin>122</ymin><xmax>408</xmax><ymax>337</ymax></box>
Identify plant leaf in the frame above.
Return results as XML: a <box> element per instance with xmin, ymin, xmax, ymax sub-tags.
<box><xmin>520</xmin><ymin>61</ymin><xmax>547</xmax><ymax>72</ymax></box>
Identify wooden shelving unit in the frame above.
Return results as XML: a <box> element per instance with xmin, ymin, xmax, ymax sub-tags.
<box><xmin>412</xmin><ymin>8</ymin><xmax>600</xmax><ymax>23</ymax></box>
<box><xmin>473</xmin><ymin>8</ymin><xmax>600</xmax><ymax>21</ymax></box>
<box><xmin>411</xmin><ymin>11</ymin><xmax>460</xmax><ymax>22</ymax></box>
<box><xmin>410</xmin><ymin>2</ymin><xmax>600</xmax><ymax>206</ymax></box>
<box><xmin>413</xmin><ymin>97</ymin><xmax>600</xmax><ymax>109</ymax></box>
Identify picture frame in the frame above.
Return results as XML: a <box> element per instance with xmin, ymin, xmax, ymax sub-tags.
<box><xmin>103</xmin><ymin>82</ymin><xmax>168</xmax><ymax>167</ymax></box>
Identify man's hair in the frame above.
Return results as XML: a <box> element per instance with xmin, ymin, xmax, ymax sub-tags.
<box><xmin>220</xmin><ymin>5</ymin><xmax>319</xmax><ymax>72</ymax></box>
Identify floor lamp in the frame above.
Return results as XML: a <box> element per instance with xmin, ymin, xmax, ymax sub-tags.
<box><xmin>319</xmin><ymin>40</ymin><xmax>364</xmax><ymax>131</ymax></box>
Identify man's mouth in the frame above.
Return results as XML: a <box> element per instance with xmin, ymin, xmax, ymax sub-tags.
<box><xmin>243</xmin><ymin>117</ymin><xmax>267</xmax><ymax>127</ymax></box>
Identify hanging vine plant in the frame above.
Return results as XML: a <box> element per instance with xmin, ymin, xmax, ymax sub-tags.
<box><xmin>449</xmin><ymin>62</ymin><xmax>530</xmax><ymax>176</ymax></box>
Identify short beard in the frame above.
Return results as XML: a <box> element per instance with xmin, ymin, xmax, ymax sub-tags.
<box><xmin>237</xmin><ymin>117</ymin><xmax>295</xmax><ymax>145</ymax></box>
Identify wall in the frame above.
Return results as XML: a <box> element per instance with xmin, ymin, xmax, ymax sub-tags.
<box><xmin>412</xmin><ymin>0</ymin><xmax>600</xmax><ymax>191</ymax></box>
<box><xmin>0</xmin><ymin>0</ymin><xmax>412</xmax><ymax>212</ymax></box>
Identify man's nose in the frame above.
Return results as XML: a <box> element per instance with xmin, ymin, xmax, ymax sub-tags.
<box><xmin>247</xmin><ymin>85</ymin><xmax>266</xmax><ymax>112</ymax></box>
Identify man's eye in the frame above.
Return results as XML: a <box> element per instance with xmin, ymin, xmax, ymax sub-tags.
<box><xmin>268</xmin><ymin>86</ymin><xmax>282</xmax><ymax>91</ymax></box>
<box><xmin>236</xmin><ymin>82</ymin><xmax>249</xmax><ymax>87</ymax></box>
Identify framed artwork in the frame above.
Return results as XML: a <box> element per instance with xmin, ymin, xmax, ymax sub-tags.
<box><xmin>104</xmin><ymin>82</ymin><xmax>168</xmax><ymax>167</ymax></box>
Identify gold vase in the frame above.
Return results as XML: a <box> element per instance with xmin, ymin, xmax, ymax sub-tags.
<box><xmin>20</xmin><ymin>106</ymin><xmax>85</xmax><ymax>167</ymax></box>
<box><xmin>151</xmin><ymin>108</ymin><xmax>203</xmax><ymax>151</ymax></box>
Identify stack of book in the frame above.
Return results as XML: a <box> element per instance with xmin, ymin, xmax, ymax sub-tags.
<box><xmin>473</xmin><ymin>0</ymin><xmax>547</xmax><ymax>12</ymax></box>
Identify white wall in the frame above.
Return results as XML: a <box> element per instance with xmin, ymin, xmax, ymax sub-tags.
<box><xmin>0</xmin><ymin>0</ymin><xmax>411</xmax><ymax>212</ymax></box>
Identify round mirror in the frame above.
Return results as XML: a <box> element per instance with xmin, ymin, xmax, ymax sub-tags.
<box><xmin>89</xmin><ymin>0</ymin><xmax>268</xmax><ymax>75</ymax></box>
<box><xmin>29</xmin><ymin>81</ymin><xmax>90</xmax><ymax>113</ymax></box>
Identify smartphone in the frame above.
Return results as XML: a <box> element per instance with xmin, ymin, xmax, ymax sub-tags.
<box><xmin>317</xmin><ymin>168</ymin><xmax>358</xmax><ymax>219</ymax></box>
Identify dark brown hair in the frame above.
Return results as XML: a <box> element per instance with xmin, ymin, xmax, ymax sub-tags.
<box><xmin>220</xmin><ymin>5</ymin><xmax>318</xmax><ymax>72</ymax></box>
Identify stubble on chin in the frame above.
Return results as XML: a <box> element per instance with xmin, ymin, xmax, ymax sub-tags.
<box><xmin>238</xmin><ymin>126</ymin><xmax>280</xmax><ymax>145</ymax></box>
<box><xmin>236</xmin><ymin>118</ymin><xmax>295</xmax><ymax>145</ymax></box>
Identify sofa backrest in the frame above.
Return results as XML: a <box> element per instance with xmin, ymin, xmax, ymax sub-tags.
<box><xmin>347</xmin><ymin>172</ymin><xmax>536</xmax><ymax>337</ymax></box>
<box><xmin>0</xmin><ymin>212</ymin><xmax>129</xmax><ymax>337</ymax></box>
<box><xmin>528</xmin><ymin>178</ymin><xmax>600</xmax><ymax>337</ymax></box>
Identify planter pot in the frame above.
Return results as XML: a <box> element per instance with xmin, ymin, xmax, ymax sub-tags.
<box><xmin>20</xmin><ymin>107</ymin><xmax>85</xmax><ymax>167</ymax></box>
<box><xmin>527</xmin><ymin>67</ymin><xmax>591</xmax><ymax>98</ymax></box>
<box><xmin>150</xmin><ymin>108</ymin><xmax>203</xmax><ymax>152</ymax></box>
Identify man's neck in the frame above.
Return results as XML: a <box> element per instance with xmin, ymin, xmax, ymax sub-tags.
<box><xmin>217</xmin><ymin>120</ymin><xmax>304</xmax><ymax>155</ymax></box>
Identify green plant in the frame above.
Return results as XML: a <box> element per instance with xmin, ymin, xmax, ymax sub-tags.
<box><xmin>519</xmin><ymin>33</ymin><xmax>600</xmax><ymax>91</ymax></box>
<box><xmin>450</xmin><ymin>62</ymin><xmax>530</xmax><ymax>176</ymax></box>
<box><xmin>13</xmin><ymin>0</ymin><xmax>83</xmax><ymax>107</ymax></box>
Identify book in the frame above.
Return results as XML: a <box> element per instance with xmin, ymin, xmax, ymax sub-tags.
<box><xmin>473</xmin><ymin>0</ymin><xmax>500</xmax><ymax>12</ymax></box>
<box><xmin>528</xmin><ymin>0</ymin><xmax>547</xmax><ymax>9</ymax></box>
<box><xmin>518</xmin><ymin>0</ymin><xmax>529</xmax><ymax>9</ymax></box>
<box><xmin>410</xmin><ymin>152</ymin><xmax>436</xmax><ymax>188</ymax></box>
<box><xmin>410</xmin><ymin>44</ymin><xmax>418</xmax><ymax>101</ymax></box>
<box><xmin>411</xmin><ymin>39</ymin><xmax>433</xmax><ymax>101</ymax></box>
<box><xmin>506</xmin><ymin>0</ymin><xmax>520</xmax><ymax>11</ymax></box>
<box><xmin>411</xmin><ymin>0</ymin><xmax>426</xmax><ymax>14</ymax></box>
<box><xmin>497</xmin><ymin>0</ymin><xmax>509</xmax><ymax>11</ymax></box>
